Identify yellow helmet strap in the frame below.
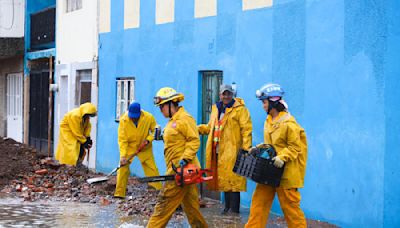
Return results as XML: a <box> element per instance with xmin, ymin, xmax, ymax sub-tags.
<box><xmin>168</xmin><ymin>102</ymin><xmax>172</xmax><ymax>118</ymax></box>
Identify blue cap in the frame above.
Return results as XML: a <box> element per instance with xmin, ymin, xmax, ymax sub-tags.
<box><xmin>128</xmin><ymin>102</ymin><xmax>141</xmax><ymax>118</ymax></box>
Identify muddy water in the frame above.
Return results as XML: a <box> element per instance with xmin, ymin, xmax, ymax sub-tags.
<box><xmin>0</xmin><ymin>197</ymin><xmax>128</xmax><ymax>227</ymax></box>
<box><xmin>0</xmin><ymin>195</ymin><xmax>251</xmax><ymax>228</ymax></box>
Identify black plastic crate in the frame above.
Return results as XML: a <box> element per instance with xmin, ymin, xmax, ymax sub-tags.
<box><xmin>233</xmin><ymin>149</ymin><xmax>284</xmax><ymax>187</ymax></box>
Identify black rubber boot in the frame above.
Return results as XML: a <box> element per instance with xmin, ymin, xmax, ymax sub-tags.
<box><xmin>230</xmin><ymin>192</ymin><xmax>240</xmax><ymax>213</ymax></box>
<box><xmin>221</xmin><ymin>192</ymin><xmax>231</xmax><ymax>214</ymax></box>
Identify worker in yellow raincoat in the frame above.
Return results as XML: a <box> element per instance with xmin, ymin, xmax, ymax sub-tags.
<box><xmin>147</xmin><ymin>87</ymin><xmax>207</xmax><ymax>228</ymax></box>
<box><xmin>55</xmin><ymin>102</ymin><xmax>97</xmax><ymax>166</ymax></box>
<box><xmin>198</xmin><ymin>84</ymin><xmax>252</xmax><ymax>214</ymax></box>
<box><xmin>245</xmin><ymin>83</ymin><xmax>308</xmax><ymax>228</ymax></box>
<box><xmin>114</xmin><ymin>102</ymin><xmax>162</xmax><ymax>198</ymax></box>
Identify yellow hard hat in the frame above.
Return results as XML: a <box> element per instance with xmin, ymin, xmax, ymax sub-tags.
<box><xmin>154</xmin><ymin>87</ymin><xmax>185</xmax><ymax>106</ymax></box>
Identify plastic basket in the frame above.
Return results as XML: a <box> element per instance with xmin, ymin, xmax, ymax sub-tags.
<box><xmin>233</xmin><ymin>149</ymin><xmax>284</xmax><ymax>187</ymax></box>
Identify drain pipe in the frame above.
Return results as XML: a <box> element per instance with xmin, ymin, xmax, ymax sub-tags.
<box><xmin>47</xmin><ymin>55</ymin><xmax>53</xmax><ymax>158</ymax></box>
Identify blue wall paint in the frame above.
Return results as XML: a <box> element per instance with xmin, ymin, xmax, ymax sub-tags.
<box><xmin>24</xmin><ymin>0</ymin><xmax>56</xmax><ymax>74</ymax></box>
<box><xmin>383</xmin><ymin>1</ymin><xmax>400</xmax><ymax>227</ymax></box>
<box><xmin>97</xmin><ymin>0</ymin><xmax>399</xmax><ymax>226</ymax></box>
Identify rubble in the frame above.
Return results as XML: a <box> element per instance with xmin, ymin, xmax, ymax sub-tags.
<box><xmin>0</xmin><ymin>136</ymin><xmax>184</xmax><ymax>219</ymax></box>
<box><xmin>0</xmin><ymin>137</ymin><xmax>340</xmax><ymax>227</ymax></box>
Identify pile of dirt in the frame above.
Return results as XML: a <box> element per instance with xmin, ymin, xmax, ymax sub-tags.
<box><xmin>0</xmin><ymin>137</ymin><xmax>38</xmax><ymax>187</ymax></box>
<box><xmin>0</xmin><ymin>137</ymin><xmax>177</xmax><ymax>218</ymax></box>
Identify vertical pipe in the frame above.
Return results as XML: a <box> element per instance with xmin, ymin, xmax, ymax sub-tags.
<box><xmin>24</xmin><ymin>75</ymin><xmax>30</xmax><ymax>144</ymax></box>
<box><xmin>48</xmin><ymin>55</ymin><xmax>53</xmax><ymax>158</ymax></box>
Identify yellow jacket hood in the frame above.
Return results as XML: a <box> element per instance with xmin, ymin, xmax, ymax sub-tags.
<box><xmin>79</xmin><ymin>103</ymin><xmax>97</xmax><ymax>117</ymax></box>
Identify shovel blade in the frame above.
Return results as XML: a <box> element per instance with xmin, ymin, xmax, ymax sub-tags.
<box><xmin>86</xmin><ymin>167</ymin><xmax>119</xmax><ymax>184</ymax></box>
<box><xmin>86</xmin><ymin>176</ymin><xmax>109</xmax><ymax>184</ymax></box>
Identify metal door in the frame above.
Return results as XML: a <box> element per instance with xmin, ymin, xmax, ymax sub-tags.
<box><xmin>29</xmin><ymin>71</ymin><xmax>53</xmax><ymax>153</ymax></box>
<box><xmin>6</xmin><ymin>73</ymin><xmax>23</xmax><ymax>142</ymax></box>
<box><xmin>199</xmin><ymin>70</ymin><xmax>223</xmax><ymax>200</ymax></box>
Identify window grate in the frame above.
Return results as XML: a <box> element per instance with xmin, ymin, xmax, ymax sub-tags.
<box><xmin>116</xmin><ymin>77</ymin><xmax>135</xmax><ymax>121</ymax></box>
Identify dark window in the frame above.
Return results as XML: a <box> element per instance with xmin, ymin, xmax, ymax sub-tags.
<box><xmin>75</xmin><ymin>70</ymin><xmax>92</xmax><ymax>106</ymax></box>
<box><xmin>30</xmin><ymin>7</ymin><xmax>56</xmax><ymax>50</ymax></box>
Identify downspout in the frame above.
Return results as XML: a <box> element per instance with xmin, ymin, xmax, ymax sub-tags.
<box><xmin>47</xmin><ymin>55</ymin><xmax>53</xmax><ymax>158</ymax></box>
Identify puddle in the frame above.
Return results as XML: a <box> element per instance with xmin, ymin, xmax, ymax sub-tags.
<box><xmin>0</xmin><ymin>196</ymin><xmax>250</xmax><ymax>227</ymax></box>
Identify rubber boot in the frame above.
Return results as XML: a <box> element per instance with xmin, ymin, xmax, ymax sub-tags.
<box><xmin>230</xmin><ymin>192</ymin><xmax>240</xmax><ymax>213</ymax></box>
<box><xmin>221</xmin><ymin>192</ymin><xmax>231</xmax><ymax>214</ymax></box>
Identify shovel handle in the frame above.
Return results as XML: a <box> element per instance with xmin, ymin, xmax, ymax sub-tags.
<box><xmin>109</xmin><ymin>143</ymin><xmax>148</xmax><ymax>176</ymax></box>
<box><xmin>123</xmin><ymin>141</ymin><xmax>148</xmax><ymax>166</ymax></box>
<box><xmin>87</xmin><ymin>147</ymin><xmax>90</xmax><ymax>164</ymax></box>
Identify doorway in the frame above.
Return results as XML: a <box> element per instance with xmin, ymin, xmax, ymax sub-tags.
<box><xmin>6</xmin><ymin>73</ymin><xmax>23</xmax><ymax>142</ymax></box>
<box><xmin>29</xmin><ymin>70</ymin><xmax>54</xmax><ymax>153</ymax></box>
<box><xmin>199</xmin><ymin>70</ymin><xmax>223</xmax><ymax>200</ymax></box>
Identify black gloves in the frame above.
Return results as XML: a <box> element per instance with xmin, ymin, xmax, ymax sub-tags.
<box><xmin>83</xmin><ymin>137</ymin><xmax>93</xmax><ymax>149</ymax></box>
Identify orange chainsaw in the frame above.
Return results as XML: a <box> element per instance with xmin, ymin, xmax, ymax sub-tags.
<box><xmin>138</xmin><ymin>163</ymin><xmax>213</xmax><ymax>186</ymax></box>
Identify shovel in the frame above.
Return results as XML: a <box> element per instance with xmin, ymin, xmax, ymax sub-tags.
<box><xmin>86</xmin><ymin>147</ymin><xmax>90</xmax><ymax>174</ymax></box>
<box><xmin>86</xmin><ymin>142</ymin><xmax>147</xmax><ymax>184</ymax></box>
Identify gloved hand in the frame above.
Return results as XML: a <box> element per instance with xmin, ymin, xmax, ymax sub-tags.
<box><xmin>272</xmin><ymin>156</ymin><xmax>284</xmax><ymax>168</ymax></box>
<box><xmin>120</xmin><ymin>157</ymin><xmax>128</xmax><ymax>166</ymax></box>
<box><xmin>140</xmin><ymin>140</ymin><xmax>149</xmax><ymax>149</ymax></box>
<box><xmin>248</xmin><ymin>147</ymin><xmax>258</xmax><ymax>155</ymax></box>
<box><xmin>179</xmin><ymin>159</ymin><xmax>188</xmax><ymax>167</ymax></box>
<box><xmin>83</xmin><ymin>137</ymin><xmax>92</xmax><ymax>149</ymax></box>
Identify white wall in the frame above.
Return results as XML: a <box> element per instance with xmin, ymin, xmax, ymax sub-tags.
<box><xmin>56</xmin><ymin>0</ymin><xmax>98</xmax><ymax>64</ymax></box>
<box><xmin>0</xmin><ymin>0</ymin><xmax>24</xmax><ymax>37</ymax></box>
<box><xmin>55</xmin><ymin>0</ymin><xmax>99</xmax><ymax>169</ymax></box>
<box><xmin>54</xmin><ymin>61</ymin><xmax>98</xmax><ymax>169</ymax></box>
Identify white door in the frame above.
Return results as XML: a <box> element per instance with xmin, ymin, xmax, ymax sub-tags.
<box><xmin>6</xmin><ymin>73</ymin><xmax>23</xmax><ymax>142</ymax></box>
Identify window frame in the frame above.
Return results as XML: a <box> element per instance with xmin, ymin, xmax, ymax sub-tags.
<box><xmin>115</xmin><ymin>77</ymin><xmax>135</xmax><ymax>121</ymax></box>
<box><xmin>66</xmin><ymin>0</ymin><xmax>82</xmax><ymax>13</ymax></box>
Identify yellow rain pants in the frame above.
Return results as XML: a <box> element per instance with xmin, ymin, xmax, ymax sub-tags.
<box><xmin>245</xmin><ymin>184</ymin><xmax>306</xmax><ymax>228</ymax></box>
<box><xmin>114</xmin><ymin>154</ymin><xmax>161</xmax><ymax>197</ymax></box>
<box><xmin>147</xmin><ymin>182</ymin><xmax>207</xmax><ymax>228</ymax></box>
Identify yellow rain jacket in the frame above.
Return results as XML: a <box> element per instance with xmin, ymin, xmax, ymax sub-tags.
<box><xmin>115</xmin><ymin>110</ymin><xmax>161</xmax><ymax>196</ymax></box>
<box><xmin>198</xmin><ymin>98</ymin><xmax>252</xmax><ymax>192</ymax></box>
<box><xmin>163</xmin><ymin>107</ymin><xmax>201</xmax><ymax>173</ymax></box>
<box><xmin>118</xmin><ymin>110</ymin><xmax>157</xmax><ymax>161</ymax></box>
<box><xmin>147</xmin><ymin>107</ymin><xmax>207</xmax><ymax>228</ymax></box>
<box><xmin>55</xmin><ymin>103</ymin><xmax>97</xmax><ymax>166</ymax></box>
<box><xmin>264</xmin><ymin>111</ymin><xmax>307</xmax><ymax>188</ymax></box>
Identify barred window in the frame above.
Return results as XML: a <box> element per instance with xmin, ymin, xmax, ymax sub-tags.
<box><xmin>66</xmin><ymin>0</ymin><xmax>82</xmax><ymax>13</ymax></box>
<box><xmin>116</xmin><ymin>77</ymin><xmax>135</xmax><ymax>121</ymax></box>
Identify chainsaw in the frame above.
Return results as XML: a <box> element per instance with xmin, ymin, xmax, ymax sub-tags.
<box><xmin>138</xmin><ymin>163</ymin><xmax>213</xmax><ymax>186</ymax></box>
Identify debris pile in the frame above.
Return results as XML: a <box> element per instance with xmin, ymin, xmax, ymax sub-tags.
<box><xmin>0</xmin><ymin>137</ymin><xmax>37</xmax><ymax>187</ymax></box>
<box><xmin>1</xmin><ymin>154</ymin><xmax>115</xmax><ymax>203</ymax></box>
<box><xmin>0</xmin><ymin>137</ymin><xmax>184</xmax><ymax>219</ymax></box>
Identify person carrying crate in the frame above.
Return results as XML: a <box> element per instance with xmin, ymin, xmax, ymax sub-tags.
<box><xmin>245</xmin><ymin>83</ymin><xmax>308</xmax><ymax>228</ymax></box>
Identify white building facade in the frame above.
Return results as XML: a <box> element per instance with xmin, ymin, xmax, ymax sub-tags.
<box><xmin>55</xmin><ymin>0</ymin><xmax>99</xmax><ymax>169</ymax></box>
<box><xmin>0</xmin><ymin>0</ymin><xmax>25</xmax><ymax>142</ymax></box>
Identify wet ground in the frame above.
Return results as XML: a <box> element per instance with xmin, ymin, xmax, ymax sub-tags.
<box><xmin>0</xmin><ymin>194</ymin><xmax>338</xmax><ymax>228</ymax></box>
<box><xmin>0</xmin><ymin>193</ymin><xmax>249</xmax><ymax>227</ymax></box>
<box><xmin>0</xmin><ymin>137</ymin><xmax>338</xmax><ymax>227</ymax></box>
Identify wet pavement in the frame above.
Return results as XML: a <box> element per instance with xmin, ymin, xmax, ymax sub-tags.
<box><xmin>0</xmin><ymin>193</ymin><xmax>338</xmax><ymax>228</ymax></box>
<box><xmin>0</xmin><ymin>194</ymin><xmax>251</xmax><ymax>227</ymax></box>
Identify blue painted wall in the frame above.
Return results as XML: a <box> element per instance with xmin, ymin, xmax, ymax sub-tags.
<box><xmin>24</xmin><ymin>0</ymin><xmax>56</xmax><ymax>73</ymax></box>
<box><xmin>97</xmin><ymin>0</ymin><xmax>400</xmax><ymax>227</ymax></box>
